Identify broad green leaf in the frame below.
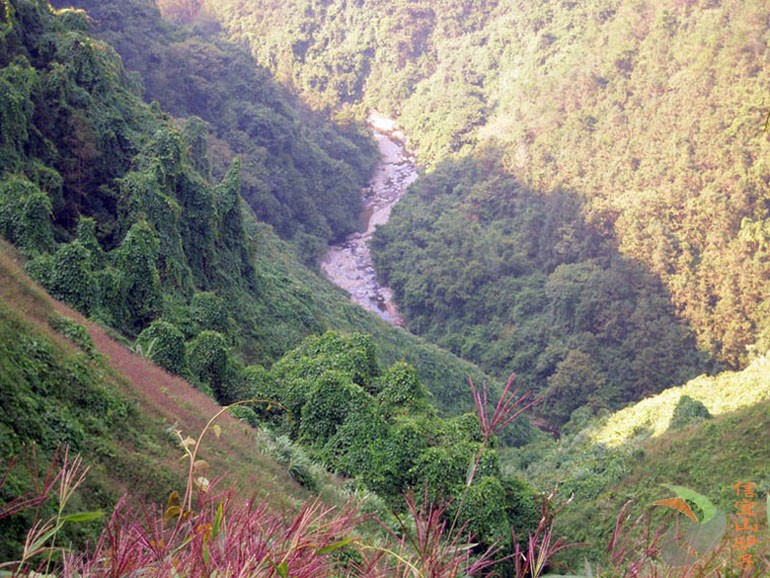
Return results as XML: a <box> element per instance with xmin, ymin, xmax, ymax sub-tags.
<box><xmin>661</xmin><ymin>484</ymin><xmax>717</xmax><ymax>523</ymax></box>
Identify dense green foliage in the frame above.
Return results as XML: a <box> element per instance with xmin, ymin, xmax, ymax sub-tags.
<box><xmin>163</xmin><ymin>1</ymin><xmax>770</xmax><ymax>561</ymax></box>
<box><xmin>0</xmin><ymin>235</ymin><xmax>342</xmax><ymax>562</ymax></box>
<box><xmin>50</xmin><ymin>0</ymin><xmax>378</xmax><ymax>264</ymax></box>
<box><xmin>0</xmin><ymin>0</ymin><xmax>535</xmax><ymax>563</ymax></box>
<box><xmin>135</xmin><ymin>319</ymin><xmax>187</xmax><ymax>375</ymax></box>
<box><xmin>7</xmin><ymin>0</ymin><xmax>770</xmax><ymax>568</ymax></box>
<box><xmin>250</xmin><ymin>331</ymin><xmax>540</xmax><ymax>553</ymax></box>
<box><xmin>0</xmin><ymin>176</ymin><xmax>55</xmax><ymax>256</ymax></box>
<box><xmin>200</xmin><ymin>0</ymin><xmax>770</xmax><ymax>425</ymax></box>
<box><xmin>0</xmin><ymin>294</ymin><xmax>177</xmax><ymax>560</ymax></box>
<box><xmin>0</xmin><ymin>0</ymin><xmax>490</xmax><ymax>423</ymax></box>
<box><xmin>668</xmin><ymin>394</ymin><xmax>711</xmax><ymax>431</ymax></box>
<box><xmin>371</xmin><ymin>154</ymin><xmax>711</xmax><ymax>425</ymax></box>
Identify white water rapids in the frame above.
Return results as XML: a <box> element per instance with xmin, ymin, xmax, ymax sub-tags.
<box><xmin>320</xmin><ymin>114</ymin><xmax>417</xmax><ymax>327</ymax></box>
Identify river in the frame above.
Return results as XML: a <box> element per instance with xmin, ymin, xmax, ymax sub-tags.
<box><xmin>320</xmin><ymin>113</ymin><xmax>417</xmax><ymax>327</ymax></box>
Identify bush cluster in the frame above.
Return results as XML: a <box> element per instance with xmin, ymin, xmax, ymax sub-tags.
<box><xmin>252</xmin><ymin>331</ymin><xmax>539</xmax><ymax>554</ymax></box>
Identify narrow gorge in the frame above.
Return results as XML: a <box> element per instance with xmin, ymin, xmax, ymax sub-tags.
<box><xmin>320</xmin><ymin>114</ymin><xmax>417</xmax><ymax>327</ymax></box>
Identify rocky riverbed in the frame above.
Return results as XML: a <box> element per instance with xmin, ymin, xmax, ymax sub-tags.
<box><xmin>320</xmin><ymin>114</ymin><xmax>417</xmax><ymax>327</ymax></box>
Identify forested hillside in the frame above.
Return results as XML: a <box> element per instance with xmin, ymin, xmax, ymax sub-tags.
<box><xmin>371</xmin><ymin>157</ymin><xmax>712</xmax><ymax>425</ymax></box>
<box><xmin>48</xmin><ymin>0</ymin><xmax>377</xmax><ymax>265</ymax></box>
<box><xmin>3</xmin><ymin>0</ymin><xmax>492</xmax><ymax>419</ymax></box>
<box><xmin>2</xmin><ymin>1</ymin><xmax>550</xmax><ymax>564</ymax></box>
<box><xmin>196</xmin><ymin>0</ymin><xmax>770</xmax><ymax>427</ymax></box>
<box><xmin>4</xmin><ymin>0</ymin><xmax>770</xmax><ymax>573</ymax></box>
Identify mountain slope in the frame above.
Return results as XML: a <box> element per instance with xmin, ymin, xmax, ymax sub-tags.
<box><xmin>50</xmin><ymin>0</ymin><xmax>378</xmax><ymax>264</ymax></box>
<box><xmin>510</xmin><ymin>356</ymin><xmax>770</xmax><ymax>566</ymax></box>
<box><xmin>0</xmin><ymin>1</ymin><xmax>501</xmax><ymax>547</ymax></box>
<box><xmin>196</xmin><ymin>0</ymin><xmax>770</xmax><ymax>421</ymax></box>
<box><xmin>0</xmin><ymin>0</ymin><xmax>489</xmax><ymax>421</ymax></box>
<box><xmin>0</xmin><ymin>238</ymin><xmax>312</xmax><ymax>558</ymax></box>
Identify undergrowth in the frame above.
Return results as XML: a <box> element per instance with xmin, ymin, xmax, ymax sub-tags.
<box><xmin>0</xmin><ymin>389</ymin><xmax>571</xmax><ymax>577</ymax></box>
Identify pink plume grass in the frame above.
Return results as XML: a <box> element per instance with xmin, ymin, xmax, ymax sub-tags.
<box><xmin>469</xmin><ymin>373</ymin><xmax>541</xmax><ymax>442</ymax></box>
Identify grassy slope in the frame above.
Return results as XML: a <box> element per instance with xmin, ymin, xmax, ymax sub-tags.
<box><xmin>0</xmin><ymin>236</ymin><xmax>311</xmax><ymax>509</ymax></box>
<box><xmin>528</xmin><ymin>359</ymin><xmax>770</xmax><ymax>565</ymax></box>
<box><xmin>590</xmin><ymin>356</ymin><xmax>770</xmax><ymax>447</ymax></box>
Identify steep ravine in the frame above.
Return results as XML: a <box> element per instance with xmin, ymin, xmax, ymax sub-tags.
<box><xmin>320</xmin><ymin>114</ymin><xmax>417</xmax><ymax>327</ymax></box>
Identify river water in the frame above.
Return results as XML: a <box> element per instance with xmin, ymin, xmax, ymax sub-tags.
<box><xmin>320</xmin><ymin>114</ymin><xmax>417</xmax><ymax>327</ymax></box>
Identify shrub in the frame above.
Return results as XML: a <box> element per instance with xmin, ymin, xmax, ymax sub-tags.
<box><xmin>277</xmin><ymin>332</ymin><xmax>380</xmax><ymax>388</ymax></box>
<box><xmin>321</xmin><ymin>404</ymin><xmax>389</xmax><ymax>477</ymax></box>
<box><xmin>409</xmin><ymin>443</ymin><xmax>476</xmax><ymax>502</ymax></box>
<box><xmin>0</xmin><ymin>176</ymin><xmax>55</xmax><ymax>256</ymax></box>
<box><xmin>456</xmin><ymin>476</ymin><xmax>511</xmax><ymax>549</ymax></box>
<box><xmin>367</xmin><ymin>417</ymin><xmax>429</xmax><ymax>504</ymax></box>
<box><xmin>501</xmin><ymin>475</ymin><xmax>540</xmax><ymax>537</ymax></box>
<box><xmin>186</xmin><ymin>330</ymin><xmax>228</xmax><ymax>397</ymax></box>
<box><xmin>669</xmin><ymin>395</ymin><xmax>711</xmax><ymax>431</ymax></box>
<box><xmin>114</xmin><ymin>220</ymin><xmax>162</xmax><ymax>333</ymax></box>
<box><xmin>287</xmin><ymin>452</ymin><xmax>320</xmax><ymax>492</ymax></box>
<box><xmin>76</xmin><ymin>217</ymin><xmax>104</xmax><ymax>268</ymax></box>
<box><xmin>298</xmin><ymin>370</ymin><xmax>370</xmax><ymax>449</ymax></box>
<box><xmin>240</xmin><ymin>364</ymin><xmax>285</xmax><ymax>423</ymax></box>
<box><xmin>44</xmin><ymin>241</ymin><xmax>96</xmax><ymax>314</ymax></box>
<box><xmin>0</xmin><ymin>59</ymin><xmax>37</xmax><ymax>172</ymax></box>
<box><xmin>48</xmin><ymin>313</ymin><xmax>95</xmax><ymax>356</ymax></box>
<box><xmin>376</xmin><ymin>361</ymin><xmax>433</xmax><ymax>417</ymax></box>
<box><xmin>135</xmin><ymin>320</ymin><xmax>187</xmax><ymax>376</ymax></box>
<box><xmin>271</xmin><ymin>332</ymin><xmax>381</xmax><ymax>428</ymax></box>
<box><xmin>190</xmin><ymin>291</ymin><xmax>231</xmax><ymax>335</ymax></box>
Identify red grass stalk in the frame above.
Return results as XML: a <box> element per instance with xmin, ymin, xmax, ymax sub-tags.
<box><xmin>0</xmin><ymin>446</ymin><xmax>64</xmax><ymax>521</ymax></box>
<box><xmin>511</xmin><ymin>491</ymin><xmax>585</xmax><ymax>578</ymax></box>
<box><xmin>62</xmin><ymin>488</ymin><xmax>366</xmax><ymax>578</ymax></box>
<box><xmin>469</xmin><ymin>373</ymin><xmax>541</xmax><ymax>442</ymax></box>
<box><xmin>378</xmin><ymin>489</ymin><xmax>498</xmax><ymax>578</ymax></box>
<box><xmin>466</xmin><ymin>373</ymin><xmax>541</xmax><ymax>488</ymax></box>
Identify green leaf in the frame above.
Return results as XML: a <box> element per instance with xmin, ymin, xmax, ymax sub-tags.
<box><xmin>661</xmin><ymin>484</ymin><xmax>717</xmax><ymax>523</ymax></box>
<box><xmin>27</xmin><ymin>523</ymin><xmax>63</xmax><ymax>554</ymax></box>
<box><xmin>61</xmin><ymin>510</ymin><xmax>104</xmax><ymax>524</ymax></box>
<box><xmin>212</xmin><ymin>500</ymin><xmax>224</xmax><ymax>538</ymax></box>
<box><xmin>316</xmin><ymin>536</ymin><xmax>356</xmax><ymax>554</ymax></box>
